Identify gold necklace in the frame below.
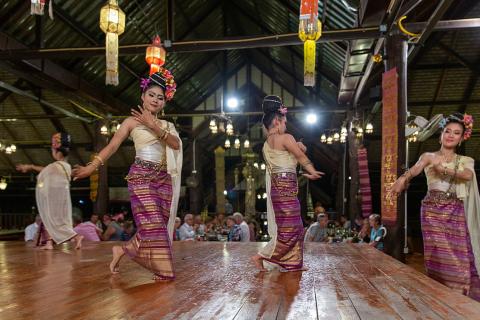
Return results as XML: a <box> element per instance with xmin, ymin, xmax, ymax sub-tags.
<box><xmin>439</xmin><ymin>150</ymin><xmax>456</xmax><ymax>163</ymax></box>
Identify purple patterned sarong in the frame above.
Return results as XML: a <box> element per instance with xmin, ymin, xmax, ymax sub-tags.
<box><xmin>421</xmin><ymin>190</ymin><xmax>480</xmax><ymax>301</ymax></box>
<box><xmin>263</xmin><ymin>172</ymin><xmax>304</xmax><ymax>271</ymax></box>
<box><xmin>123</xmin><ymin>160</ymin><xmax>175</xmax><ymax>279</ymax></box>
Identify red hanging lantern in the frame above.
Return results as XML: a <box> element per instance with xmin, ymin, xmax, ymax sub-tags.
<box><xmin>146</xmin><ymin>35</ymin><xmax>166</xmax><ymax>75</ymax></box>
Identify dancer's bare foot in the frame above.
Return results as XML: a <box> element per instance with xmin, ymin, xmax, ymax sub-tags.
<box><xmin>74</xmin><ymin>235</ymin><xmax>84</xmax><ymax>250</ymax></box>
<box><xmin>251</xmin><ymin>254</ymin><xmax>268</xmax><ymax>272</ymax></box>
<box><xmin>109</xmin><ymin>246</ymin><xmax>124</xmax><ymax>274</ymax></box>
<box><xmin>39</xmin><ymin>240</ymin><xmax>54</xmax><ymax>250</ymax></box>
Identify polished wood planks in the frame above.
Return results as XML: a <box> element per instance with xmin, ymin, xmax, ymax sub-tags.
<box><xmin>0</xmin><ymin>241</ymin><xmax>479</xmax><ymax>319</ymax></box>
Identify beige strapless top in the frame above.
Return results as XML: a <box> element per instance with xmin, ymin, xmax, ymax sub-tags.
<box><xmin>262</xmin><ymin>142</ymin><xmax>297</xmax><ymax>173</ymax></box>
<box><xmin>424</xmin><ymin>155</ymin><xmax>475</xmax><ymax>199</ymax></box>
<box><xmin>130</xmin><ymin>120</ymin><xmax>174</xmax><ymax>163</ymax></box>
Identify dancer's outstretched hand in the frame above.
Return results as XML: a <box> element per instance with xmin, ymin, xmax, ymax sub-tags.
<box><xmin>16</xmin><ymin>164</ymin><xmax>30</xmax><ymax>173</ymax></box>
<box><xmin>303</xmin><ymin>171</ymin><xmax>325</xmax><ymax>180</ymax></box>
<box><xmin>72</xmin><ymin>164</ymin><xmax>96</xmax><ymax>181</ymax></box>
<box><xmin>131</xmin><ymin>105</ymin><xmax>157</xmax><ymax>130</ymax></box>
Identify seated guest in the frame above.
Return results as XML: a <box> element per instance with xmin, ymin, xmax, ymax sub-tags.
<box><xmin>74</xmin><ymin>215</ymin><xmax>102</xmax><ymax>242</ymax></box>
<box><xmin>233</xmin><ymin>212</ymin><xmax>250</xmax><ymax>242</ymax></box>
<box><xmin>369</xmin><ymin>214</ymin><xmax>386</xmax><ymax>251</ymax></box>
<box><xmin>339</xmin><ymin>215</ymin><xmax>351</xmax><ymax>230</ymax></box>
<box><xmin>304</xmin><ymin>213</ymin><xmax>329</xmax><ymax>242</ymax></box>
<box><xmin>24</xmin><ymin>215</ymin><xmax>41</xmax><ymax>242</ymax></box>
<box><xmin>174</xmin><ymin>217</ymin><xmax>182</xmax><ymax>241</ymax></box>
<box><xmin>121</xmin><ymin>221</ymin><xmax>136</xmax><ymax>241</ymax></box>
<box><xmin>248</xmin><ymin>220</ymin><xmax>258</xmax><ymax>242</ymax></box>
<box><xmin>102</xmin><ymin>214</ymin><xmax>123</xmax><ymax>241</ymax></box>
<box><xmin>90</xmin><ymin>213</ymin><xmax>102</xmax><ymax>230</ymax></box>
<box><xmin>226</xmin><ymin>216</ymin><xmax>241</xmax><ymax>242</ymax></box>
<box><xmin>194</xmin><ymin>214</ymin><xmax>206</xmax><ymax>236</ymax></box>
<box><xmin>179</xmin><ymin>214</ymin><xmax>196</xmax><ymax>241</ymax></box>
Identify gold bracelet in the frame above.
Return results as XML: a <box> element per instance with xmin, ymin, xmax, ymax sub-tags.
<box><xmin>87</xmin><ymin>161</ymin><xmax>99</xmax><ymax>171</ymax></box>
<box><xmin>93</xmin><ymin>155</ymin><xmax>104</xmax><ymax>166</ymax></box>
<box><xmin>301</xmin><ymin>160</ymin><xmax>312</xmax><ymax>167</ymax></box>
<box><xmin>159</xmin><ymin>130</ymin><xmax>168</xmax><ymax>140</ymax></box>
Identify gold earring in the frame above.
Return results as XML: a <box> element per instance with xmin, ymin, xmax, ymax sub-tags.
<box><xmin>161</xmin><ymin>109</ymin><xmax>165</xmax><ymax>117</ymax></box>
<box><xmin>458</xmin><ymin>141</ymin><xmax>462</xmax><ymax>147</ymax></box>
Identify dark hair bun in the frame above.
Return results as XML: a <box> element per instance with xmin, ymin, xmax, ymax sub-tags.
<box><xmin>262</xmin><ymin>95</ymin><xmax>283</xmax><ymax>114</ymax></box>
<box><xmin>60</xmin><ymin>132</ymin><xmax>71</xmax><ymax>149</ymax></box>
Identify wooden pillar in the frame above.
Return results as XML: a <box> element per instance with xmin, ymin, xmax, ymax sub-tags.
<box><xmin>347</xmin><ymin>125</ymin><xmax>361</xmax><ymax>222</ymax></box>
<box><xmin>335</xmin><ymin>143</ymin><xmax>346</xmax><ymax>215</ymax></box>
<box><xmin>93</xmin><ymin>122</ymin><xmax>109</xmax><ymax>215</ymax></box>
<box><xmin>382</xmin><ymin>34</ymin><xmax>407</xmax><ymax>262</ymax></box>
<box><xmin>214</xmin><ymin>147</ymin><xmax>226</xmax><ymax>215</ymax></box>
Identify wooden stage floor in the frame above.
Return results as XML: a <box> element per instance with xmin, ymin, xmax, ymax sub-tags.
<box><xmin>1</xmin><ymin>241</ymin><xmax>480</xmax><ymax>320</ymax></box>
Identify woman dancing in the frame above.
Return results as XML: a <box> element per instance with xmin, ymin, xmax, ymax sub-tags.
<box><xmin>391</xmin><ymin>113</ymin><xmax>480</xmax><ymax>300</ymax></box>
<box><xmin>251</xmin><ymin>95</ymin><xmax>324</xmax><ymax>272</ymax></box>
<box><xmin>72</xmin><ymin>68</ymin><xmax>182</xmax><ymax>281</ymax></box>
<box><xmin>16</xmin><ymin>132</ymin><xmax>83</xmax><ymax>250</ymax></box>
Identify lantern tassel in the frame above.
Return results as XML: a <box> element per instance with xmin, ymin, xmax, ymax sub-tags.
<box><xmin>304</xmin><ymin>40</ymin><xmax>316</xmax><ymax>87</ymax></box>
<box><xmin>31</xmin><ymin>0</ymin><xmax>45</xmax><ymax>15</ymax></box>
<box><xmin>150</xmin><ymin>64</ymin><xmax>161</xmax><ymax>76</ymax></box>
<box><xmin>105</xmin><ymin>32</ymin><xmax>119</xmax><ymax>86</ymax></box>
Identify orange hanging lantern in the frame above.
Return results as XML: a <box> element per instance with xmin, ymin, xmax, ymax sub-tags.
<box><xmin>299</xmin><ymin>0</ymin><xmax>322</xmax><ymax>87</ymax></box>
<box><xmin>145</xmin><ymin>35</ymin><xmax>166</xmax><ymax>75</ymax></box>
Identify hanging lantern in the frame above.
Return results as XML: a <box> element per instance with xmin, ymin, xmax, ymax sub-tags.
<box><xmin>209</xmin><ymin>119</ymin><xmax>218</xmax><ymax>134</ymax></box>
<box><xmin>243</xmin><ymin>139</ymin><xmax>250</xmax><ymax>149</ymax></box>
<box><xmin>253</xmin><ymin>162</ymin><xmax>259</xmax><ymax>169</ymax></box>
<box><xmin>234</xmin><ymin>138</ymin><xmax>241</xmax><ymax>149</ymax></box>
<box><xmin>320</xmin><ymin>134</ymin><xmax>327</xmax><ymax>143</ymax></box>
<box><xmin>365</xmin><ymin>123</ymin><xmax>374</xmax><ymax>134</ymax></box>
<box><xmin>100</xmin><ymin>125</ymin><xmax>109</xmax><ymax>135</ymax></box>
<box><xmin>257</xmin><ymin>194</ymin><xmax>261</xmax><ymax>200</ymax></box>
<box><xmin>298</xmin><ymin>0</ymin><xmax>322</xmax><ymax>87</ymax></box>
<box><xmin>224</xmin><ymin>138</ymin><xmax>231</xmax><ymax>149</ymax></box>
<box><xmin>341</xmin><ymin>126</ymin><xmax>347</xmax><ymax>136</ymax></box>
<box><xmin>10</xmin><ymin>144</ymin><xmax>16</xmax><ymax>152</ymax></box>
<box><xmin>333</xmin><ymin>132</ymin><xmax>340</xmax><ymax>142</ymax></box>
<box><xmin>340</xmin><ymin>135</ymin><xmax>346</xmax><ymax>143</ymax></box>
<box><xmin>145</xmin><ymin>35</ymin><xmax>166</xmax><ymax>76</ymax></box>
<box><xmin>260</xmin><ymin>163</ymin><xmax>266</xmax><ymax>170</ymax></box>
<box><xmin>0</xmin><ymin>178</ymin><xmax>7</xmax><ymax>190</ymax></box>
<box><xmin>31</xmin><ymin>0</ymin><xmax>53</xmax><ymax>17</ymax></box>
<box><xmin>5</xmin><ymin>146</ymin><xmax>12</xmax><ymax>154</ymax></box>
<box><xmin>356</xmin><ymin>127</ymin><xmax>364</xmax><ymax>138</ymax></box>
<box><xmin>100</xmin><ymin>0</ymin><xmax>126</xmax><ymax>86</ymax></box>
<box><xmin>226</xmin><ymin>123</ymin><xmax>234</xmax><ymax>136</ymax></box>
<box><xmin>327</xmin><ymin>136</ymin><xmax>333</xmax><ymax>145</ymax></box>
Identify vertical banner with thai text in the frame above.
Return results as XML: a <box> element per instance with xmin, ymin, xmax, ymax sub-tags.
<box><xmin>381</xmin><ymin>68</ymin><xmax>399</xmax><ymax>225</ymax></box>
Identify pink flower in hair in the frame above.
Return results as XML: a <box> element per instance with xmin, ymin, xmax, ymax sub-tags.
<box><xmin>140</xmin><ymin>78</ymin><xmax>151</xmax><ymax>91</ymax></box>
<box><xmin>278</xmin><ymin>106</ymin><xmax>288</xmax><ymax>115</ymax></box>
<box><xmin>463</xmin><ymin>113</ymin><xmax>474</xmax><ymax>141</ymax></box>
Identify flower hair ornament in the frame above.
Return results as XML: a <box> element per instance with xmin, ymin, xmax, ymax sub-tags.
<box><xmin>439</xmin><ymin>113</ymin><xmax>474</xmax><ymax>141</ymax></box>
<box><xmin>263</xmin><ymin>97</ymin><xmax>288</xmax><ymax>115</ymax></box>
<box><xmin>139</xmin><ymin>67</ymin><xmax>176</xmax><ymax>101</ymax></box>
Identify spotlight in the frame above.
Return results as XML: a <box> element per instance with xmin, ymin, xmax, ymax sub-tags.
<box><xmin>227</xmin><ymin>97</ymin><xmax>239</xmax><ymax>109</ymax></box>
<box><xmin>306</xmin><ymin>113</ymin><xmax>317</xmax><ymax>124</ymax></box>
